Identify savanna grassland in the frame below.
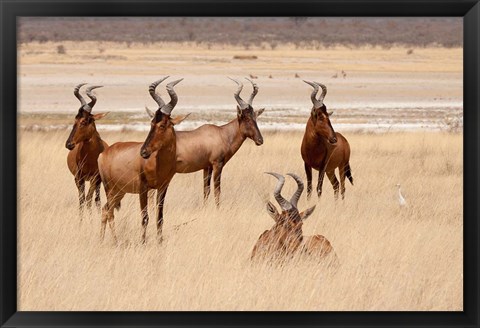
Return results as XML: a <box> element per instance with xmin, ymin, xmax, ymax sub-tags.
<box><xmin>18</xmin><ymin>130</ymin><xmax>462</xmax><ymax>311</ymax></box>
<box><xmin>17</xmin><ymin>17</ymin><xmax>463</xmax><ymax>312</ymax></box>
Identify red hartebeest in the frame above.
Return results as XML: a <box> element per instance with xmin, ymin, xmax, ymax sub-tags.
<box><xmin>251</xmin><ymin>172</ymin><xmax>338</xmax><ymax>265</ymax></box>
<box><xmin>98</xmin><ymin>76</ymin><xmax>184</xmax><ymax>243</ymax></box>
<box><xmin>167</xmin><ymin>77</ymin><xmax>264</xmax><ymax>207</ymax></box>
<box><xmin>66</xmin><ymin>84</ymin><xmax>109</xmax><ymax>216</ymax></box>
<box><xmin>98</xmin><ymin>77</ymin><xmax>187</xmax><ymax>244</ymax></box>
<box><xmin>301</xmin><ymin>81</ymin><xmax>353</xmax><ymax>200</ymax></box>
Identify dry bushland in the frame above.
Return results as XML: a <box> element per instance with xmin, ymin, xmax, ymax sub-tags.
<box><xmin>18</xmin><ymin>17</ymin><xmax>462</xmax><ymax>48</ymax></box>
<box><xmin>18</xmin><ymin>130</ymin><xmax>462</xmax><ymax>311</ymax></box>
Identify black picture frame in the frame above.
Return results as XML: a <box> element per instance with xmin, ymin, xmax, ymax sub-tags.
<box><xmin>1</xmin><ymin>1</ymin><xmax>479</xmax><ymax>327</ymax></box>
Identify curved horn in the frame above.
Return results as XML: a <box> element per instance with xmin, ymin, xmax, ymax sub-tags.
<box><xmin>149</xmin><ymin>76</ymin><xmax>170</xmax><ymax>108</ymax></box>
<box><xmin>74</xmin><ymin>83</ymin><xmax>87</xmax><ymax>107</ymax></box>
<box><xmin>303</xmin><ymin>80</ymin><xmax>322</xmax><ymax>108</ymax></box>
<box><xmin>228</xmin><ymin>77</ymin><xmax>248</xmax><ymax>109</ymax></box>
<box><xmin>286</xmin><ymin>173</ymin><xmax>304</xmax><ymax>208</ymax></box>
<box><xmin>245</xmin><ymin>77</ymin><xmax>258</xmax><ymax>106</ymax></box>
<box><xmin>265</xmin><ymin>172</ymin><xmax>292</xmax><ymax>211</ymax></box>
<box><xmin>161</xmin><ymin>78</ymin><xmax>183</xmax><ymax>115</ymax></box>
<box><xmin>313</xmin><ymin>81</ymin><xmax>327</xmax><ymax>103</ymax></box>
<box><xmin>84</xmin><ymin>85</ymin><xmax>103</xmax><ymax>112</ymax></box>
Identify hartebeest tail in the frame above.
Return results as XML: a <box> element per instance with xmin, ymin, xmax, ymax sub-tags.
<box><xmin>171</xmin><ymin>77</ymin><xmax>265</xmax><ymax>207</ymax></box>
<box><xmin>66</xmin><ymin>83</ymin><xmax>109</xmax><ymax>217</ymax></box>
<box><xmin>251</xmin><ymin>172</ymin><xmax>338</xmax><ymax>265</ymax></box>
<box><xmin>98</xmin><ymin>77</ymin><xmax>188</xmax><ymax>244</ymax></box>
<box><xmin>300</xmin><ymin>80</ymin><xmax>353</xmax><ymax>200</ymax></box>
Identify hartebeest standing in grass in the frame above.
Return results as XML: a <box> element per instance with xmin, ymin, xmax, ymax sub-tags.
<box><xmin>301</xmin><ymin>81</ymin><xmax>353</xmax><ymax>200</ymax></box>
<box><xmin>146</xmin><ymin>77</ymin><xmax>264</xmax><ymax>206</ymax></box>
<box><xmin>66</xmin><ymin>84</ymin><xmax>109</xmax><ymax>216</ymax></box>
<box><xmin>98</xmin><ymin>77</ymin><xmax>188</xmax><ymax>244</ymax></box>
<box><xmin>172</xmin><ymin>77</ymin><xmax>264</xmax><ymax>207</ymax></box>
<box><xmin>251</xmin><ymin>172</ymin><xmax>338</xmax><ymax>264</ymax></box>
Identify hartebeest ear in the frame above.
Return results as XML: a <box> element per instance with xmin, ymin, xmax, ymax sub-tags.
<box><xmin>145</xmin><ymin>106</ymin><xmax>155</xmax><ymax>118</ymax></box>
<box><xmin>266</xmin><ymin>201</ymin><xmax>280</xmax><ymax>222</ymax></box>
<box><xmin>299</xmin><ymin>205</ymin><xmax>316</xmax><ymax>221</ymax></box>
<box><xmin>170</xmin><ymin>113</ymin><xmax>191</xmax><ymax>125</ymax></box>
<box><xmin>255</xmin><ymin>108</ymin><xmax>265</xmax><ymax>118</ymax></box>
<box><xmin>92</xmin><ymin>112</ymin><xmax>109</xmax><ymax>121</ymax></box>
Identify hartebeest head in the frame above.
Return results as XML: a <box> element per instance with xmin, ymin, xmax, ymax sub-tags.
<box><xmin>65</xmin><ymin>84</ymin><xmax>108</xmax><ymax>150</ymax></box>
<box><xmin>229</xmin><ymin>77</ymin><xmax>264</xmax><ymax>146</ymax></box>
<box><xmin>263</xmin><ymin>172</ymin><xmax>316</xmax><ymax>250</ymax></box>
<box><xmin>140</xmin><ymin>77</ymin><xmax>188</xmax><ymax>159</ymax></box>
<box><xmin>303</xmin><ymin>80</ymin><xmax>337</xmax><ymax>145</ymax></box>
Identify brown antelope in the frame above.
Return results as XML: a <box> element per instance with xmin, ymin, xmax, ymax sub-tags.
<box><xmin>146</xmin><ymin>77</ymin><xmax>264</xmax><ymax>207</ymax></box>
<box><xmin>301</xmin><ymin>81</ymin><xmax>353</xmax><ymax>200</ymax></box>
<box><xmin>251</xmin><ymin>172</ymin><xmax>338</xmax><ymax>265</ymax></box>
<box><xmin>66</xmin><ymin>84</ymin><xmax>109</xmax><ymax>216</ymax></box>
<box><xmin>98</xmin><ymin>77</ymin><xmax>188</xmax><ymax>243</ymax></box>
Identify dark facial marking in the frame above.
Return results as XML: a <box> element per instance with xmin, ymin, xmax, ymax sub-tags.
<box><xmin>154</xmin><ymin>110</ymin><xmax>164</xmax><ymax>123</ymax></box>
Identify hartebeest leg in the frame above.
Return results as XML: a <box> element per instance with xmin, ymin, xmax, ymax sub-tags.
<box><xmin>304</xmin><ymin>163</ymin><xmax>313</xmax><ymax>199</ymax></box>
<box><xmin>85</xmin><ymin>181</ymin><xmax>96</xmax><ymax>212</ymax></box>
<box><xmin>213</xmin><ymin>163</ymin><xmax>223</xmax><ymax>208</ymax></box>
<box><xmin>326</xmin><ymin>170</ymin><xmax>340</xmax><ymax>200</ymax></box>
<box><xmin>203</xmin><ymin>166</ymin><xmax>213</xmax><ymax>203</ymax></box>
<box><xmin>339</xmin><ymin>166</ymin><xmax>346</xmax><ymax>200</ymax></box>
<box><xmin>140</xmin><ymin>183</ymin><xmax>149</xmax><ymax>244</ymax></box>
<box><xmin>316</xmin><ymin>169</ymin><xmax>326</xmax><ymax>198</ymax></box>
<box><xmin>156</xmin><ymin>187</ymin><xmax>168</xmax><ymax>242</ymax></box>
<box><xmin>75</xmin><ymin>177</ymin><xmax>86</xmax><ymax>217</ymax></box>
<box><xmin>100</xmin><ymin>191</ymin><xmax>123</xmax><ymax>244</ymax></box>
<box><xmin>100</xmin><ymin>204</ymin><xmax>108</xmax><ymax>241</ymax></box>
<box><xmin>94</xmin><ymin>178</ymin><xmax>101</xmax><ymax>211</ymax></box>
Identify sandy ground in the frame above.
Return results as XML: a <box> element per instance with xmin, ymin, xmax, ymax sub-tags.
<box><xmin>18</xmin><ymin>42</ymin><xmax>462</xmax><ymax>128</ymax></box>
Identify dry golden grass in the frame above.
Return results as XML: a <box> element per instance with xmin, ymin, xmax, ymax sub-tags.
<box><xmin>18</xmin><ymin>130</ymin><xmax>462</xmax><ymax>311</ymax></box>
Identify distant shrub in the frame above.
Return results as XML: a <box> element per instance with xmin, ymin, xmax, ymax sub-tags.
<box><xmin>443</xmin><ymin>113</ymin><xmax>463</xmax><ymax>133</ymax></box>
<box><xmin>37</xmin><ymin>35</ymin><xmax>48</xmax><ymax>43</ymax></box>
<box><xmin>233</xmin><ymin>55</ymin><xmax>257</xmax><ymax>60</ymax></box>
<box><xmin>407</xmin><ymin>49</ymin><xmax>414</xmax><ymax>55</ymax></box>
<box><xmin>17</xmin><ymin>17</ymin><xmax>463</xmax><ymax>48</ymax></box>
<box><xmin>57</xmin><ymin>44</ymin><xmax>66</xmax><ymax>54</ymax></box>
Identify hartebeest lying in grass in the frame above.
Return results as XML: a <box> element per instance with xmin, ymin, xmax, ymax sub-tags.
<box><xmin>301</xmin><ymin>81</ymin><xmax>353</xmax><ymax>200</ymax></box>
<box><xmin>66</xmin><ymin>83</ymin><xmax>109</xmax><ymax>216</ymax></box>
<box><xmin>251</xmin><ymin>172</ymin><xmax>338</xmax><ymax>264</ymax></box>
<box><xmin>146</xmin><ymin>77</ymin><xmax>264</xmax><ymax>207</ymax></box>
<box><xmin>98</xmin><ymin>77</ymin><xmax>188</xmax><ymax>244</ymax></box>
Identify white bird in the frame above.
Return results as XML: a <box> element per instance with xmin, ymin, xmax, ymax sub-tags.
<box><xmin>396</xmin><ymin>183</ymin><xmax>407</xmax><ymax>207</ymax></box>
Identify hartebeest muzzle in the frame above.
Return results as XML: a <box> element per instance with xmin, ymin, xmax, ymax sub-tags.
<box><xmin>255</xmin><ymin>136</ymin><xmax>264</xmax><ymax>146</ymax></box>
<box><xmin>329</xmin><ymin>136</ymin><xmax>337</xmax><ymax>144</ymax></box>
<box><xmin>65</xmin><ymin>126</ymin><xmax>77</xmax><ymax>150</ymax></box>
<box><xmin>66</xmin><ymin>142</ymin><xmax>75</xmax><ymax>150</ymax></box>
<box><xmin>140</xmin><ymin>149</ymin><xmax>151</xmax><ymax>159</ymax></box>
